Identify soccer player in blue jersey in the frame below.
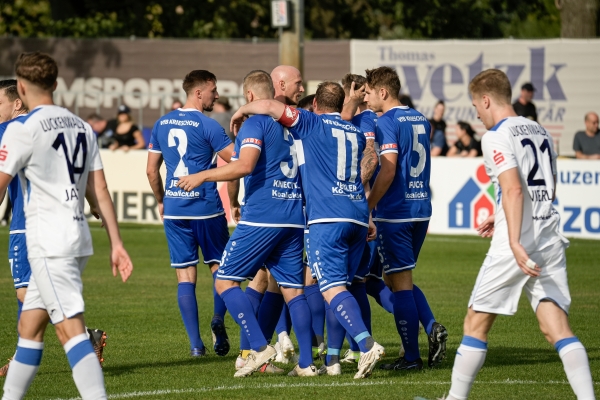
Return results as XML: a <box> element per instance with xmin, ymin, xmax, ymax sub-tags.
<box><xmin>227</xmin><ymin>81</ymin><xmax>385</xmax><ymax>379</ymax></box>
<box><xmin>147</xmin><ymin>70</ymin><xmax>233</xmax><ymax>357</ymax></box>
<box><xmin>365</xmin><ymin>67</ymin><xmax>448</xmax><ymax>371</ymax></box>
<box><xmin>176</xmin><ymin>70</ymin><xmax>316</xmax><ymax>377</ymax></box>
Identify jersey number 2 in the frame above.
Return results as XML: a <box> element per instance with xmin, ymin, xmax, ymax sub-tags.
<box><xmin>168</xmin><ymin>128</ymin><xmax>189</xmax><ymax>177</ymax></box>
<box><xmin>52</xmin><ymin>132</ymin><xmax>88</xmax><ymax>184</ymax></box>
<box><xmin>521</xmin><ymin>138</ymin><xmax>552</xmax><ymax>186</ymax></box>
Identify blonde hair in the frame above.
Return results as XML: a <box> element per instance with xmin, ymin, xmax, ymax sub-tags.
<box><xmin>469</xmin><ymin>69</ymin><xmax>512</xmax><ymax>105</ymax></box>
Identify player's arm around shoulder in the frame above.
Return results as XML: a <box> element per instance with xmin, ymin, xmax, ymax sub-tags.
<box><xmin>230</xmin><ymin>99</ymin><xmax>287</xmax><ymax>135</ymax></box>
<box><xmin>87</xmin><ymin>168</ymin><xmax>133</xmax><ymax>282</ymax></box>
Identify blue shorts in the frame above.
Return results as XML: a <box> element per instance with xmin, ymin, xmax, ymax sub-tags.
<box><xmin>355</xmin><ymin>240</ymin><xmax>377</xmax><ymax>280</ymax></box>
<box><xmin>304</xmin><ymin>229</ymin><xmax>314</xmax><ymax>275</ymax></box>
<box><xmin>163</xmin><ymin>215</ymin><xmax>229</xmax><ymax>268</ymax></box>
<box><xmin>378</xmin><ymin>220</ymin><xmax>429</xmax><ymax>274</ymax></box>
<box><xmin>309</xmin><ymin>222</ymin><xmax>368</xmax><ymax>292</ymax></box>
<box><xmin>217</xmin><ymin>225</ymin><xmax>304</xmax><ymax>288</ymax></box>
<box><xmin>9</xmin><ymin>233</ymin><xmax>30</xmax><ymax>289</ymax></box>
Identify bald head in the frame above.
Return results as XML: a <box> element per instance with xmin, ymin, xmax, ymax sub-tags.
<box><xmin>271</xmin><ymin>65</ymin><xmax>304</xmax><ymax>106</ymax></box>
<box><xmin>585</xmin><ymin>112</ymin><xmax>599</xmax><ymax>135</ymax></box>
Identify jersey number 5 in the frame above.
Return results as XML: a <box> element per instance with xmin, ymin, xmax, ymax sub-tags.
<box><xmin>410</xmin><ymin>124</ymin><xmax>427</xmax><ymax>178</ymax></box>
<box><xmin>52</xmin><ymin>132</ymin><xmax>88</xmax><ymax>184</ymax></box>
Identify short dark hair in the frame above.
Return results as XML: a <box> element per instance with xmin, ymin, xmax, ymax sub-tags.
<box><xmin>15</xmin><ymin>52</ymin><xmax>58</xmax><ymax>91</ymax></box>
<box><xmin>436</xmin><ymin>100</ymin><xmax>445</xmax><ymax>107</ymax></box>
<box><xmin>341</xmin><ymin>73</ymin><xmax>366</xmax><ymax>96</ymax></box>
<box><xmin>469</xmin><ymin>69</ymin><xmax>512</xmax><ymax>105</ymax></box>
<box><xmin>365</xmin><ymin>67</ymin><xmax>400</xmax><ymax>100</ymax></box>
<box><xmin>86</xmin><ymin>113</ymin><xmax>104</xmax><ymax>122</ymax></box>
<box><xmin>297</xmin><ymin>94</ymin><xmax>315</xmax><ymax>111</ymax></box>
<box><xmin>457</xmin><ymin>121</ymin><xmax>476</xmax><ymax>138</ymax></box>
<box><xmin>399</xmin><ymin>94</ymin><xmax>414</xmax><ymax>109</ymax></box>
<box><xmin>182</xmin><ymin>70</ymin><xmax>217</xmax><ymax>95</ymax></box>
<box><xmin>243</xmin><ymin>70</ymin><xmax>274</xmax><ymax>99</ymax></box>
<box><xmin>0</xmin><ymin>79</ymin><xmax>19</xmax><ymax>102</ymax></box>
<box><xmin>315</xmin><ymin>81</ymin><xmax>345</xmax><ymax>113</ymax></box>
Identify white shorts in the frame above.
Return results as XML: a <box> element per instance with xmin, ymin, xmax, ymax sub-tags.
<box><xmin>22</xmin><ymin>257</ymin><xmax>89</xmax><ymax>324</ymax></box>
<box><xmin>468</xmin><ymin>241</ymin><xmax>571</xmax><ymax>316</ymax></box>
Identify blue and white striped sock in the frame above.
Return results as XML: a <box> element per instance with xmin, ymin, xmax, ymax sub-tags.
<box><xmin>64</xmin><ymin>333</ymin><xmax>106</xmax><ymax>400</ymax></box>
<box><xmin>448</xmin><ymin>336</ymin><xmax>488</xmax><ymax>400</ymax></box>
<box><xmin>555</xmin><ymin>337</ymin><xmax>595</xmax><ymax>400</ymax></box>
<box><xmin>2</xmin><ymin>338</ymin><xmax>43</xmax><ymax>400</ymax></box>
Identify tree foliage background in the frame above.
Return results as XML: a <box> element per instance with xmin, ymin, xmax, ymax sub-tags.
<box><xmin>0</xmin><ymin>0</ymin><xmax>567</xmax><ymax>39</ymax></box>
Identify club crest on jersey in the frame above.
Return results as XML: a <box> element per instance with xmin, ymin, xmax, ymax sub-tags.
<box><xmin>449</xmin><ymin>164</ymin><xmax>495</xmax><ymax>230</ymax></box>
<box><xmin>493</xmin><ymin>150</ymin><xmax>505</xmax><ymax>166</ymax></box>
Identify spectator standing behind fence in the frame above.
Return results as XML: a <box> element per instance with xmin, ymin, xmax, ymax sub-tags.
<box><xmin>447</xmin><ymin>121</ymin><xmax>482</xmax><ymax>157</ymax></box>
<box><xmin>573</xmin><ymin>112</ymin><xmax>600</xmax><ymax>159</ymax></box>
<box><xmin>86</xmin><ymin>113</ymin><xmax>117</xmax><ymax>149</ymax></box>
<box><xmin>513</xmin><ymin>82</ymin><xmax>537</xmax><ymax>121</ymax></box>
<box><xmin>209</xmin><ymin>96</ymin><xmax>235</xmax><ymax>142</ymax></box>
<box><xmin>109</xmin><ymin>104</ymin><xmax>146</xmax><ymax>151</ymax></box>
<box><xmin>429</xmin><ymin>100</ymin><xmax>448</xmax><ymax>156</ymax></box>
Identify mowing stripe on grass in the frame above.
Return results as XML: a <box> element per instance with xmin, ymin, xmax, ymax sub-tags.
<box><xmin>52</xmin><ymin>379</ymin><xmax>597</xmax><ymax>400</ymax></box>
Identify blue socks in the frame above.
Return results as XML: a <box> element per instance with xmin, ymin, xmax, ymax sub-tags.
<box><xmin>393</xmin><ymin>290</ymin><xmax>420</xmax><ymax>361</ymax></box>
<box><xmin>287</xmin><ymin>294</ymin><xmax>313</xmax><ymax>368</ymax></box>
<box><xmin>304</xmin><ymin>284</ymin><xmax>325</xmax><ymax>344</ymax></box>
<box><xmin>325</xmin><ymin>302</ymin><xmax>344</xmax><ymax>366</ymax></box>
<box><xmin>330</xmin><ymin>291</ymin><xmax>373</xmax><ymax>353</ymax></box>
<box><xmin>275</xmin><ymin>303</ymin><xmax>292</xmax><ymax>335</ymax></box>
<box><xmin>212</xmin><ymin>271</ymin><xmax>227</xmax><ymax>320</ymax></box>
<box><xmin>347</xmin><ymin>281</ymin><xmax>372</xmax><ymax>352</ymax></box>
<box><xmin>177</xmin><ymin>282</ymin><xmax>204</xmax><ymax>350</ymax></box>
<box><xmin>258</xmin><ymin>291</ymin><xmax>285</xmax><ymax>343</ymax></box>
<box><xmin>413</xmin><ymin>284</ymin><xmax>436</xmax><ymax>335</ymax></box>
<box><xmin>239</xmin><ymin>287</ymin><xmax>264</xmax><ymax>351</ymax></box>
<box><xmin>221</xmin><ymin>286</ymin><xmax>267</xmax><ymax>351</ymax></box>
<box><xmin>366</xmin><ymin>278</ymin><xmax>394</xmax><ymax>313</ymax></box>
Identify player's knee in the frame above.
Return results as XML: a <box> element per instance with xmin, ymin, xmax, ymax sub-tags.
<box><xmin>214</xmin><ymin>278</ymin><xmax>236</xmax><ymax>295</ymax></box>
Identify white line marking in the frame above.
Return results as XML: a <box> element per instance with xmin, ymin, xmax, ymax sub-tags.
<box><xmin>51</xmin><ymin>379</ymin><xmax>598</xmax><ymax>400</ymax></box>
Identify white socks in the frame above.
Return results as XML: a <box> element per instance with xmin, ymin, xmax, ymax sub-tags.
<box><xmin>64</xmin><ymin>333</ymin><xmax>107</xmax><ymax>400</ymax></box>
<box><xmin>2</xmin><ymin>338</ymin><xmax>44</xmax><ymax>400</ymax></box>
<box><xmin>448</xmin><ymin>336</ymin><xmax>488</xmax><ymax>400</ymax></box>
<box><xmin>556</xmin><ymin>338</ymin><xmax>595</xmax><ymax>400</ymax></box>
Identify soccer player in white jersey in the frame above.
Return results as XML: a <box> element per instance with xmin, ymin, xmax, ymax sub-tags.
<box><xmin>228</xmin><ymin>81</ymin><xmax>385</xmax><ymax>379</ymax></box>
<box><xmin>426</xmin><ymin>69</ymin><xmax>595</xmax><ymax>400</ymax></box>
<box><xmin>178</xmin><ymin>70</ymin><xmax>317</xmax><ymax>377</ymax></box>
<box><xmin>147</xmin><ymin>70</ymin><xmax>234</xmax><ymax>357</ymax></box>
<box><xmin>0</xmin><ymin>52</ymin><xmax>133</xmax><ymax>400</ymax></box>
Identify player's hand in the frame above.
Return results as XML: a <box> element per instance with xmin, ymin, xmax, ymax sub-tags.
<box><xmin>230</xmin><ymin>109</ymin><xmax>248</xmax><ymax>136</ymax></box>
<box><xmin>367</xmin><ymin>217</ymin><xmax>377</xmax><ymax>242</ymax></box>
<box><xmin>158</xmin><ymin>202</ymin><xmax>164</xmax><ymax>221</ymax></box>
<box><xmin>348</xmin><ymin>81</ymin><xmax>365</xmax><ymax>104</ymax></box>
<box><xmin>476</xmin><ymin>215</ymin><xmax>495</xmax><ymax>238</ymax></box>
<box><xmin>111</xmin><ymin>244</ymin><xmax>133</xmax><ymax>282</ymax></box>
<box><xmin>230</xmin><ymin>204</ymin><xmax>241</xmax><ymax>224</ymax></box>
<box><xmin>176</xmin><ymin>174</ymin><xmax>204</xmax><ymax>192</ymax></box>
<box><xmin>89</xmin><ymin>204</ymin><xmax>106</xmax><ymax>228</ymax></box>
<box><xmin>510</xmin><ymin>242</ymin><xmax>541</xmax><ymax>277</ymax></box>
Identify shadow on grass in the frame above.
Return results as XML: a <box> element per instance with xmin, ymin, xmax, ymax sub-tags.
<box><xmin>102</xmin><ymin>355</ymin><xmax>238</xmax><ymax>376</ymax></box>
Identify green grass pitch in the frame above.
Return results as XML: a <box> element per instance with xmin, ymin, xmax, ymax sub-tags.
<box><xmin>0</xmin><ymin>223</ymin><xmax>598</xmax><ymax>399</ymax></box>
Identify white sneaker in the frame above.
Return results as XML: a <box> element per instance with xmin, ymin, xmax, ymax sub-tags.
<box><xmin>275</xmin><ymin>333</ymin><xmax>296</xmax><ymax>364</ymax></box>
<box><xmin>234</xmin><ymin>345</ymin><xmax>277</xmax><ymax>378</ymax></box>
<box><xmin>317</xmin><ymin>363</ymin><xmax>341</xmax><ymax>376</ymax></box>
<box><xmin>235</xmin><ymin>355</ymin><xmax>246</xmax><ymax>370</ymax></box>
<box><xmin>288</xmin><ymin>364</ymin><xmax>318</xmax><ymax>377</ymax></box>
<box><xmin>354</xmin><ymin>342</ymin><xmax>385</xmax><ymax>379</ymax></box>
<box><xmin>340</xmin><ymin>349</ymin><xmax>360</xmax><ymax>364</ymax></box>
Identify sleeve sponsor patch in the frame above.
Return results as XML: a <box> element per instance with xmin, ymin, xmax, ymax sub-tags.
<box><xmin>242</xmin><ymin>138</ymin><xmax>263</xmax><ymax>146</ymax></box>
<box><xmin>148</xmin><ymin>143</ymin><xmax>153</xmax><ymax>149</ymax></box>
<box><xmin>277</xmin><ymin>105</ymin><xmax>300</xmax><ymax>127</ymax></box>
<box><xmin>380</xmin><ymin>143</ymin><xmax>398</xmax><ymax>150</ymax></box>
<box><xmin>0</xmin><ymin>145</ymin><xmax>8</xmax><ymax>162</ymax></box>
<box><xmin>493</xmin><ymin>150</ymin><xmax>505</xmax><ymax>165</ymax></box>
<box><xmin>364</xmin><ymin>132</ymin><xmax>376</xmax><ymax>138</ymax></box>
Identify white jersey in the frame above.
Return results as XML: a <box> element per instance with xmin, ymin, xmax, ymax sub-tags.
<box><xmin>481</xmin><ymin>116</ymin><xmax>567</xmax><ymax>255</ymax></box>
<box><xmin>0</xmin><ymin>105</ymin><xmax>103</xmax><ymax>258</ymax></box>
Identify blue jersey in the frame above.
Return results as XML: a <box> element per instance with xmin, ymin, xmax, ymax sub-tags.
<box><xmin>0</xmin><ymin>116</ymin><xmax>27</xmax><ymax>233</ymax></box>
<box><xmin>149</xmin><ymin>108</ymin><xmax>231</xmax><ymax>219</ymax></box>
<box><xmin>375</xmin><ymin>106</ymin><xmax>432</xmax><ymax>221</ymax></box>
<box><xmin>232</xmin><ymin>115</ymin><xmax>303</xmax><ymax>227</ymax></box>
<box><xmin>282</xmin><ymin>108</ymin><xmax>369</xmax><ymax>227</ymax></box>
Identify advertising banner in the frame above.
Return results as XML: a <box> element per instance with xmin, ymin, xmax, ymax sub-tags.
<box><xmin>351</xmin><ymin>39</ymin><xmax>600</xmax><ymax>156</ymax></box>
<box><xmin>430</xmin><ymin>157</ymin><xmax>600</xmax><ymax>240</ymax></box>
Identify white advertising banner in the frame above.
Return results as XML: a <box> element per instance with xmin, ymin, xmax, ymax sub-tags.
<box><xmin>430</xmin><ymin>157</ymin><xmax>600</xmax><ymax>240</ymax></box>
<box><xmin>351</xmin><ymin>39</ymin><xmax>600</xmax><ymax>156</ymax></box>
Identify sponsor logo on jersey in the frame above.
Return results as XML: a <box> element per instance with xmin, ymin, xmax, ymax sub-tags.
<box><xmin>242</xmin><ymin>138</ymin><xmax>263</xmax><ymax>146</ymax></box>
<box><xmin>148</xmin><ymin>143</ymin><xmax>153</xmax><ymax>149</ymax></box>
<box><xmin>493</xmin><ymin>150</ymin><xmax>505</xmax><ymax>165</ymax></box>
<box><xmin>0</xmin><ymin>145</ymin><xmax>8</xmax><ymax>161</ymax></box>
<box><xmin>380</xmin><ymin>143</ymin><xmax>398</xmax><ymax>151</ymax></box>
<box><xmin>449</xmin><ymin>164</ymin><xmax>495</xmax><ymax>229</ymax></box>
